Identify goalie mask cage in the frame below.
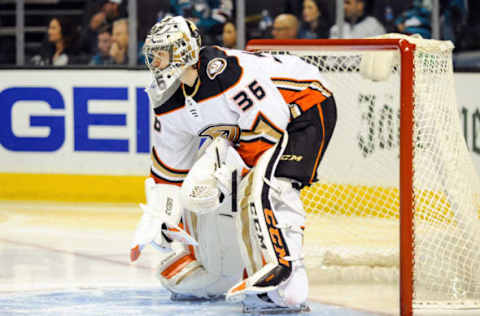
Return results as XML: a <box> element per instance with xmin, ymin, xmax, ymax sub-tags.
<box><xmin>246</xmin><ymin>35</ymin><xmax>480</xmax><ymax>316</ymax></box>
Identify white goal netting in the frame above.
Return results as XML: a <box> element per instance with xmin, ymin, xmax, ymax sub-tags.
<box><xmin>251</xmin><ymin>34</ymin><xmax>480</xmax><ymax>308</ymax></box>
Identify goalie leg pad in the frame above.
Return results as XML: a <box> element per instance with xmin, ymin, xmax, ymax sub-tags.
<box><xmin>228</xmin><ymin>136</ymin><xmax>308</xmax><ymax>306</ymax></box>
<box><xmin>265</xmin><ymin>179</ymin><xmax>308</xmax><ymax>307</ymax></box>
<box><xmin>157</xmin><ymin>208</ymin><xmax>244</xmax><ymax>299</ymax></box>
<box><xmin>194</xmin><ymin>207</ymin><xmax>244</xmax><ymax>280</ymax></box>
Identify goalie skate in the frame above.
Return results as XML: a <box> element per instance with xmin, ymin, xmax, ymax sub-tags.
<box><xmin>169</xmin><ymin>292</ymin><xmax>224</xmax><ymax>302</ymax></box>
<box><xmin>242</xmin><ymin>294</ymin><xmax>311</xmax><ymax>314</ymax></box>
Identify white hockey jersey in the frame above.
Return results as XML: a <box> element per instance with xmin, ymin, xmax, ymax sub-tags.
<box><xmin>147</xmin><ymin>46</ymin><xmax>333</xmax><ymax>186</ymax></box>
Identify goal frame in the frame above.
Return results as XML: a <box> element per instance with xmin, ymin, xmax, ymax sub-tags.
<box><xmin>246</xmin><ymin>38</ymin><xmax>416</xmax><ymax>316</ymax></box>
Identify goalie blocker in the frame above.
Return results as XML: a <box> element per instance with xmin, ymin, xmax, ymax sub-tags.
<box><xmin>227</xmin><ymin>98</ymin><xmax>337</xmax><ymax>307</ymax></box>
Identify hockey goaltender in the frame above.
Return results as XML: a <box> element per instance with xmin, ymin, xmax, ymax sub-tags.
<box><xmin>130</xmin><ymin>15</ymin><xmax>337</xmax><ymax>314</ymax></box>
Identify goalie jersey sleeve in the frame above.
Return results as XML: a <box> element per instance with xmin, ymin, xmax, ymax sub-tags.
<box><xmin>148</xmin><ymin>87</ymin><xmax>201</xmax><ymax>185</ymax></box>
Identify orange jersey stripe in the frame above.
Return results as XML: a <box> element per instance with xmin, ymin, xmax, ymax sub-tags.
<box><xmin>278</xmin><ymin>87</ymin><xmax>327</xmax><ymax>112</ymax></box>
<box><xmin>272</xmin><ymin>77</ymin><xmax>332</xmax><ymax>95</ymax></box>
<box><xmin>309</xmin><ymin>103</ymin><xmax>326</xmax><ymax>184</ymax></box>
<box><xmin>237</xmin><ymin>140</ymin><xmax>274</xmax><ymax>167</ymax></box>
<box><xmin>237</xmin><ymin>111</ymin><xmax>284</xmax><ymax>167</ymax></box>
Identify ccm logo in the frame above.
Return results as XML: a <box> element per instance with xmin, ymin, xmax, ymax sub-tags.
<box><xmin>280</xmin><ymin>154</ymin><xmax>303</xmax><ymax>162</ymax></box>
<box><xmin>249</xmin><ymin>202</ymin><xmax>267</xmax><ymax>250</ymax></box>
<box><xmin>264</xmin><ymin>208</ymin><xmax>290</xmax><ymax>268</ymax></box>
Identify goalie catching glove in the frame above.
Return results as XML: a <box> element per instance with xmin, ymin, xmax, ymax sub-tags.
<box><xmin>130</xmin><ymin>178</ymin><xmax>197</xmax><ymax>262</ymax></box>
<box><xmin>180</xmin><ymin>137</ymin><xmax>247</xmax><ymax>214</ymax></box>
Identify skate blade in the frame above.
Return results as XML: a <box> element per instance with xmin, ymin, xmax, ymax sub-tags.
<box><xmin>170</xmin><ymin>293</ymin><xmax>225</xmax><ymax>302</ymax></box>
<box><xmin>243</xmin><ymin>303</ymin><xmax>311</xmax><ymax>314</ymax></box>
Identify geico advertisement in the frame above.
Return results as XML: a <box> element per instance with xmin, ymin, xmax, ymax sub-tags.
<box><xmin>0</xmin><ymin>70</ymin><xmax>152</xmax><ymax>175</ymax></box>
<box><xmin>1</xmin><ymin>70</ymin><xmax>480</xmax><ymax>178</ymax></box>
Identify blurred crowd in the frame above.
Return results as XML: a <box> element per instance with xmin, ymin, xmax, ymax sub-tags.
<box><xmin>0</xmin><ymin>0</ymin><xmax>478</xmax><ymax>67</ymax></box>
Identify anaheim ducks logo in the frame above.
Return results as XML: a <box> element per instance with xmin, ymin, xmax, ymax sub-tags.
<box><xmin>207</xmin><ymin>57</ymin><xmax>227</xmax><ymax>80</ymax></box>
<box><xmin>199</xmin><ymin>124</ymin><xmax>240</xmax><ymax>143</ymax></box>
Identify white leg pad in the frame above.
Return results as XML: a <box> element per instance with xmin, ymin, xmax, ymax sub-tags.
<box><xmin>227</xmin><ymin>137</ymin><xmax>308</xmax><ymax>307</ymax></box>
<box><xmin>157</xmin><ymin>208</ymin><xmax>244</xmax><ymax>299</ymax></box>
<box><xmin>266</xmin><ymin>179</ymin><xmax>308</xmax><ymax>306</ymax></box>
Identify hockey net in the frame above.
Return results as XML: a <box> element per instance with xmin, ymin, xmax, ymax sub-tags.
<box><xmin>247</xmin><ymin>34</ymin><xmax>480</xmax><ymax>314</ymax></box>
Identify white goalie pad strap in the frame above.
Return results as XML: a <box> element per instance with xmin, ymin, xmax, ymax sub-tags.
<box><xmin>181</xmin><ymin>137</ymin><xmax>247</xmax><ymax>214</ymax></box>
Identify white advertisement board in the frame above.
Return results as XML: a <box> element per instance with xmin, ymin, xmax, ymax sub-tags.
<box><xmin>0</xmin><ymin>69</ymin><xmax>152</xmax><ymax>175</ymax></box>
<box><xmin>1</xmin><ymin>70</ymin><xmax>479</xmax><ymax>178</ymax></box>
<box><xmin>455</xmin><ymin>73</ymin><xmax>480</xmax><ymax>175</ymax></box>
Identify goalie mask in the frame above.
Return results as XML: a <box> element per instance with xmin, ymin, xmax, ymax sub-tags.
<box><xmin>144</xmin><ymin>16</ymin><xmax>201</xmax><ymax>92</ymax></box>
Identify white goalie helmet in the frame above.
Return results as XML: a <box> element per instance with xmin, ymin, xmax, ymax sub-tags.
<box><xmin>144</xmin><ymin>16</ymin><xmax>202</xmax><ymax>92</ymax></box>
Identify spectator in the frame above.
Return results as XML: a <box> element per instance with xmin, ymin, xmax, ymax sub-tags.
<box><xmin>329</xmin><ymin>0</ymin><xmax>385</xmax><ymax>38</ymax></box>
<box><xmin>299</xmin><ymin>0</ymin><xmax>331</xmax><ymax>39</ymax></box>
<box><xmin>89</xmin><ymin>0</ymin><xmax>123</xmax><ymax>32</ymax></box>
<box><xmin>109</xmin><ymin>18</ymin><xmax>145</xmax><ymax>65</ymax></box>
<box><xmin>0</xmin><ymin>36</ymin><xmax>15</xmax><ymax>65</ymax></box>
<box><xmin>258</xmin><ymin>9</ymin><xmax>274</xmax><ymax>38</ymax></box>
<box><xmin>82</xmin><ymin>0</ymin><xmax>125</xmax><ymax>55</ymax></box>
<box><xmin>272</xmin><ymin>14</ymin><xmax>299</xmax><ymax>39</ymax></box>
<box><xmin>110</xmin><ymin>18</ymin><xmax>128</xmax><ymax>64</ymax></box>
<box><xmin>456</xmin><ymin>0</ymin><xmax>480</xmax><ymax>51</ymax></box>
<box><xmin>137</xmin><ymin>0</ymin><xmax>170</xmax><ymax>42</ymax></box>
<box><xmin>222</xmin><ymin>20</ymin><xmax>237</xmax><ymax>48</ymax></box>
<box><xmin>90</xmin><ymin>25</ymin><xmax>113</xmax><ymax>65</ymax></box>
<box><xmin>169</xmin><ymin>0</ymin><xmax>233</xmax><ymax>45</ymax></box>
<box><xmin>284</xmin><ymin>0</ymin><xmax>302</xmax><ymax>17</ymax></box>
<box><xmin>439</xmin><ymin>0</ymin><xmax>467</xmax><ymax>44</ymax></box>
<box><xmin>31</xmin><ymin>16</ymin><xmax>80</xmax><ymax>66</ymax></box>
<box><xmin>452</xmin><ymin>0</ymin><xmax>480</xmax><ymax>67</ymax></box>
<box><xmin>394</xmin><ymin>0</ymin><xmax>431</xmax><ymax>39</ymax></box>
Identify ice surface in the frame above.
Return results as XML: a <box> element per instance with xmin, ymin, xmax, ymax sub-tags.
<box><xmin>0</xmin><ymin>287</ymin><xmax>378</xmax><ymax>316</ymax></box>
<box><xmin>0</xmin><ymin>201</ymin><xmax>380</xmax><ymax>316</ymax></box>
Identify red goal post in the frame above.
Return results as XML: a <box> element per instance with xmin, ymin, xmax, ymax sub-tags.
<box><xmin>246</xmin><ymin>36</ymin><xmax>480</xmax><ymax>316</ymax></box>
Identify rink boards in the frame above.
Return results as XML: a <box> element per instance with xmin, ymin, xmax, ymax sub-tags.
<box><xmin>1</xmin><ymin>70</ymin><xmax>480</xmax><ymax>204</ymax></box>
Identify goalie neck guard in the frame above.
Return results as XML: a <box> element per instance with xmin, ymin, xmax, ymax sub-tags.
<box><xmin>144</xmin><ymin>16</ymin><xmax>202</xmax><ymax>93</ymax></box>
